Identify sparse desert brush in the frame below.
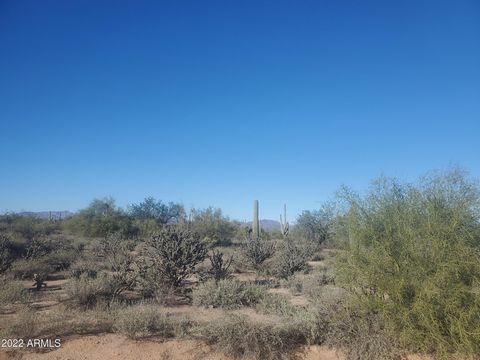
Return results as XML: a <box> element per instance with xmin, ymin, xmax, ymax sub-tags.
<box><xmin>0</xmin><ymin>278</ymin><xmax>29</xmax><ymax>305</ymax></box>
<box><xmin>284</xmin><ymin>268</ymin><xmax>335</xmax><ymax>297</ymax></box>
<box><xmin>9</xmin><ymin>258</ymin><xmax>52</xmax><ymax>280</ymax></box>
<box><xmin>326</xmin><ymin>302</ymin><xmax>401</xmax><ymax>360</ymax></box>
<box><xmin>65</xmin><ymin>272</ymin><xmax>119</xmax><ymax>308</ymax></box>
<box><xmin>70</xmin><ymin>259</ymin><xmax>99</xmax><ymax>279</ymax></box>
<box><xmin>256</xmin><ymin>293</ymin><xmax>299</xmax><ymax>317</ymax></box>
<box><xmin>192</xmin><ymin>278</ymin><xmax>266</xmax><ymax>309</ymax></box>
<box><xmin>1</xmin><ymin>304</ymin><xmax>114</xmax><ymax>339</ymax></box>
<box><xmin>113</xmin><ymin>305</ymin><xmax>175</xmax><ymax>339</ymax></box>
<box><xmin>194</xmin><ymin>314</ymin><xmax>307</xmax><ymax>360</ymax></box>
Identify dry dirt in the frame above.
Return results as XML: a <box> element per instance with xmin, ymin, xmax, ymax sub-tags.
<box><xmin>0</xmin><ymin>335</ymin><xmax>343</xmax><ymax>360</ymax></box>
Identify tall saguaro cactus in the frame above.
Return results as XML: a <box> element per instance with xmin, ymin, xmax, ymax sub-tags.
<box><xmin>253</xmin><ymin>200</ymin><xmax>260</xmax><ymax>238</ymax></box>
<box><xmin>280</xmin><ymin>204</ymin><xmax>289</xmax><ymax>238</ymax></box>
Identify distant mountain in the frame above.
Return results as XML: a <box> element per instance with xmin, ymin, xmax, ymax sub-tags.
<box><xmin>243</xmin><ymin>219</ymin><xmax>282</xmax><ymax>232</ymax></box>
<box><xmin>18</xmin><ymin>211</ymin><xmax>74</xmax><ymax>220</ymax></box>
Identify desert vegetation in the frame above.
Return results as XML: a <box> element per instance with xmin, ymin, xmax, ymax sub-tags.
<box><xmin>1</xmin><ymin>168</ymin><xmax>479</xmax><ymax>360</ymax></box>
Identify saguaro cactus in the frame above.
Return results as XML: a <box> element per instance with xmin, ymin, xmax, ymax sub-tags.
<box><xmin>280</xmin><ymin>204</ymin><xmax>289</xmax><ymax>238</ymax></box>
<box><xmin>253</xmin><ymin>200</ymin><xmax>260</xmax><ymax>238</ymax></box>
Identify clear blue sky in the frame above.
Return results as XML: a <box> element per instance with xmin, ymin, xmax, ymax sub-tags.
<box><xmin>1</xmin><ymin>0</ymin><xmax>479</xmax><ymax>221</ymax></box>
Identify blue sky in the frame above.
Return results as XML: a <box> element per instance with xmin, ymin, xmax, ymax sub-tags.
<box><xmin>1</xmin><ymin>0</ymin><xmax>479</xmax><ymax>221</ymax></box>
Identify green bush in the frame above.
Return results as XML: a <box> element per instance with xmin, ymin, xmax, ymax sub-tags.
<box><xmin>188</xmin><ymin>207</ymin><xmax>237</xmax><ymax>247</ymax></box>
<box><xmin>334</xmin><ymin>168</ymin><xmax>480</xmax><ymax>356</ymax></box>
<box><xmin>192</xmin><ymin>279</ymin><xmax>266</xmax><ymax>309</ymax></box>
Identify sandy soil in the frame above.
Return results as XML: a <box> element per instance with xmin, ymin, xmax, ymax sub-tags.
<box><xmin>0</xmin><ymin>335</ymin><xmax>343</xmax><ymax>360</ymax></box>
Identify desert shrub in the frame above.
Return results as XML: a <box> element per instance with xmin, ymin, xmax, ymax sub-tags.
<box><xmin>327</xmin><ymin>302</ymin><xmax>401</xmax><ymax>360</ymax></box>
<box><xmin>1</xmin><ymin>305</ymin><xmax>114</xmax><ymax>339</ymax></box>
<box><xmin>293</xmin><ymin>203</ymin><xmax>335</xmax><ymax>247</ymax></box>
<box><xmin>285</xmin><ymin>269</ymin><xmax>335</xmax><ymax>297</ymax></box>
<box><xmin>193</xmin><ymin>279</ymin><xmax>266</xmax><ymax>309</ymax></box>
<box><xmin>43</xmin><ymin>249</ymin><xmax>77</xmax><ymax>270</ymax></box>
<box><xmin>129</xmin><ymin>197</ymin><xmax>185</xmax><ymax>225</ymax></box>
<box><xmin>272</xmin><ymin>238</ymin><xmax>310</xmax><ymax>279</ymax></box>
<box><xmin>194</xmin><ymin>315</ymin><xmax>304</xmax><ymax>360</ymax></box>
<box><xmin>243</xmin><ymin>234</ymin><xmax>275</xmax><ymax>269</ymax></box>
<box><xmin>63</xmin><ymin>197</ymin><xmax>138</xmax><ymax>238</ymax></box>
<box><xmin>257</xmin><ymin>293</ymin><xmax>338</xmax><ymax>345</ymax></box>
<box><xmin>23</xmin><ymin>236</ymin><xmax>52</xmax><ymax>259</ymax></box>
<box><xmin>0</xmin><ymin>278</ymin><xmax>28</xmax><ymax>304</ymax></box>
<box><xmin>65</xmin><ymin>273</ymin><xmax>119</xmax><ymax>308</ymax></box>
<box><xmin>188</xmin><ymin>207</ymin><xmax>237</xmax><ymax>246</ymax></box>
<box><xmin>9</xmin><ymin>258</ymin><xmax>51</xmax><ymax>280</ymax></box>
<box><xmin>113</xmin><ymin>305</ymin><xmax>176</xmax><ymax>339</ymax></box>
<box><xmin>256</xmin><ymin>293</ymin><xmax>298</xmax><ymax>317</ymax></box>
<box><xmin>144</xmin><ymin>226</ymin><xmax>207</xmax><ymax>288</ymax></box>
<box><xmin>334</xmin><ymin>168</ymin><xmax>480</xmax><ymax>356</ymax></box>
<box><xmin>70</xmin><ymin>260</ymin><xmax>99</xmax><ymax>279</ymax></box>
<box><xmin>0</xmin><ymin>234</ymin><xmax>14</xmax><ymax>273</ymax></box>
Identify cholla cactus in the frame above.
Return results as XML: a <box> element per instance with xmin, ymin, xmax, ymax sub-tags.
<box><xmin>280</xmin><ymin>204</ymin><xmax>289</xmax><ymax>238</ymax></box>
<box><xmin>33</xmin><ymin>273</ymin><xmax>47</xmax><ymax>290</ymax></box>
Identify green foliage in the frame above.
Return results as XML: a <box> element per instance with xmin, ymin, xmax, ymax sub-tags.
<box><xmin>188</xmin><ymin>207</ymin><xmax>237</xmax><ymax>246</ymax></box>
<box><xmin>144</xmin><ymin>226</ymin><xmax>207</xmax><ymax>288</ymax></box>
<box><xmin>294</xmin><ymin>203</ymin><xmax>334</xmax><ymax>247</ymax></box>
<box><xmin>192</xmin><ymin>279</ymin><xmax>266</xmax><ymax>309</ymax></box>
<box><xmin>334</xmin><ymin>168</ymin><xmax>480</xmax><ymax>356</ymax></box>
<box><xmin>0</xmin><ymin>214</ymin><xmax>59</xmax><ymax>241</ymax></box>
<box><xmin>63</xmin><ymin>197</ymin><xmax>138</xmax><ymax>238</ymax></box>
<box><xmin>128</xmin><ymin>197</ymin><xmax>185</xmax><ymax>225</ymax></box>
<box><xmin>242</xmin><ymin>234</ymin><xmax>275</xmax><ymax>269</ymax></box>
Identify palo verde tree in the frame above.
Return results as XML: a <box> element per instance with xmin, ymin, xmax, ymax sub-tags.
<box><xmin>334</xmin><ymin>168</ymin><xmax>480</xmax><ymax>356</ymax></box>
